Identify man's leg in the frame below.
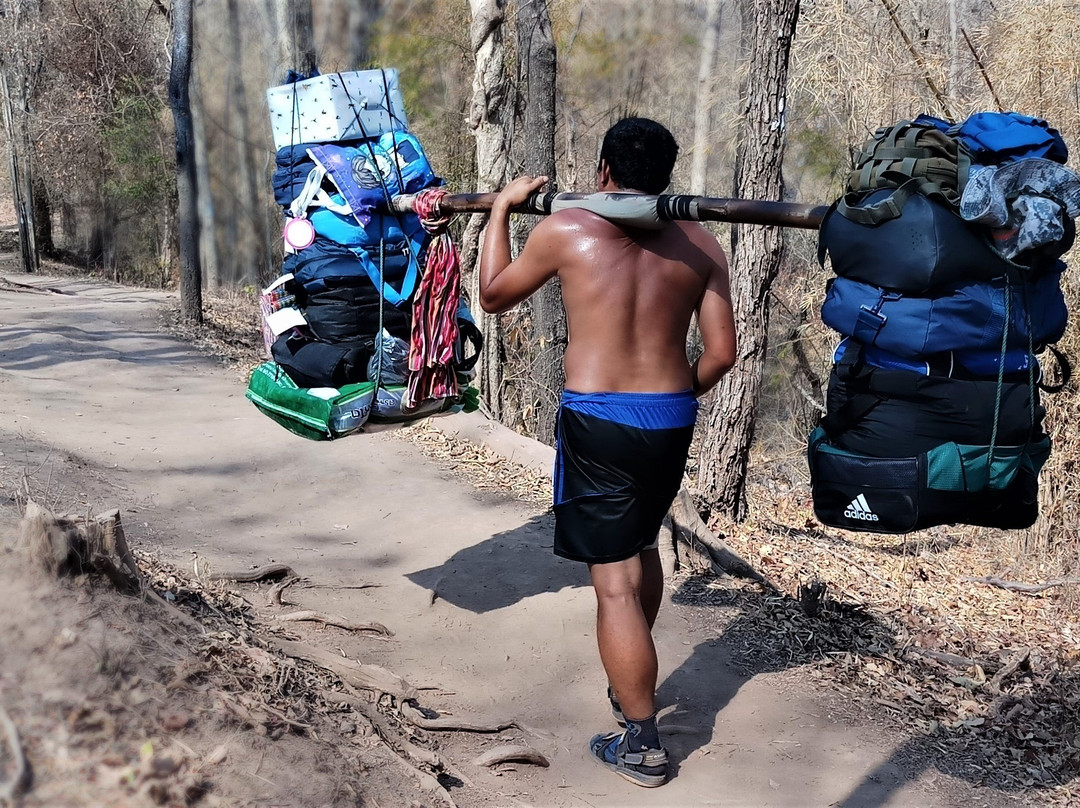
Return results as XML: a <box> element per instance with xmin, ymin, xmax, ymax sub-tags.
<box><xmin>639</xmin><ymin>548</ymin><xmax>664</xmax><ymax>630</ymax></box>
<box><xmin>589</xmin><ymin>555</ymin><xmax>657</xmax><ymax>726</ymax></box>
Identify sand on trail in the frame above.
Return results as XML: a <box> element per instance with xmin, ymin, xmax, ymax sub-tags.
<box><xmin>0</xmin><ymin>274</ymin><xmax>1005</xmax><ymax>807</ymax></box>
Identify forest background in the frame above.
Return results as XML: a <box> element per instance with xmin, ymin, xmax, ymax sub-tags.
<box><xmin>2</xmin><ymin>0</ymin><xmax>1079</xmax><ymax>596</ymax></box>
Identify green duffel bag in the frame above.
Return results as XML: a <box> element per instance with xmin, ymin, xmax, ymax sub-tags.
<box><xmin>246</xmin><ymin>362</ymin><xmax>376</xmax><ymax>441</ymax></box>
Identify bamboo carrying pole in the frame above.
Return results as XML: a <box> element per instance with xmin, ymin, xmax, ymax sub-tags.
<box><xmin>387</xmin><ymin>190</ymin><xmax>828</xmax><ymax>230</ymax></box>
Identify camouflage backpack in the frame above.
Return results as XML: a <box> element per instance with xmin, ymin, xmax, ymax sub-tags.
<box><xmin>837</xmin><ymin>119</ymin><xmax>971</xmax><ymax>226</ymax></box>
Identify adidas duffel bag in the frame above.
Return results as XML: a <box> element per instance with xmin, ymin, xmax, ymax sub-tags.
<box><xmin>808</xmin><ymin>427</ymin><xmax>1049</xmax><ymax>533</ymax></box>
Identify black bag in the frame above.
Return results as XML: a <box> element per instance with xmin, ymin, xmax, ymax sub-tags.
<box><xmin>271</xmin><ymin>332</ymin><xmax>371</xmax><ymax>389</ymax></box>
<box><xmin>810</xmin><ymin>344</ymin><xmax>1049</xmax><ymax>533</ymax></box>
<box><xmin>824</xmin><ymin>352</ymin><xmax>1045</xmax><ymax>457</ymax></box>
<box><xmin>302</xmin><ymin>280</ymin><xmax>411</xmax><ymax>345</ymax></box>
<box><xmin>818</xmin><ymin>189</ymin><xmax>1019</xmax><ymax>292</ymax></box>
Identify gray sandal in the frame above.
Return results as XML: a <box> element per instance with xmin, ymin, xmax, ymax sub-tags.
<box><xmin>588</xmin><ymin>731</ymin><xmax>668</xmax><ymax>788</ymax></box>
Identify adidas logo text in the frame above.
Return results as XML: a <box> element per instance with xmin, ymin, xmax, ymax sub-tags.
<box><xmin>843</xmin><ymin>493</ymin><xmax>879</xmax><ymax>522</ymax></box>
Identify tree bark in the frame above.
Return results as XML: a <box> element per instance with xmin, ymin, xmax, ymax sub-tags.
<box><xmin>513</xmin><ymin>0</ymin><xmax>562</xmax><ymax>443</ymax></box>
<box><xmin>169</xmin><ymin>0</ymin><xmax>202</xmax><ymax>323</ymax></box>
<box><xmin>697</xmin><ymin>0</ymin><xmax>800</xmax><ymax>520</ymax></box>
<box><xmin>285</xmin><ymin>0</ymin><xmax>318</xmax><ymax>75</ymax></box>
<box><xmin>466</xmin><ymin>0</ymin><xmax>512</xmax><ymax>420</ymax></box>
<box><xmin>690</xmin><ymin>0</ymin><xmax>723</xmax><ymax>196</ymax></box>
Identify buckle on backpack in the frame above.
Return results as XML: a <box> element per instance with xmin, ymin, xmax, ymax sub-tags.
<box><xmin>854</xmin><ymin>306</ymin><xmax>887</xmax><ymax>343</ymax></box>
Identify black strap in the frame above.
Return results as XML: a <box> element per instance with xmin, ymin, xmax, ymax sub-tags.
<box><xmin>820</xmin><ymin>341</ymin><xmax>883</xmax><ymax>440</ymax></box>
<box><xmin>836</xmin><ymin>176</ymin><xmax>922</xmax><ymax>225</ymax></box>
<box><xmin>1039</xmin><ymin>344</ymin><xmax>1072</xmax><ymax>393</ymax></box>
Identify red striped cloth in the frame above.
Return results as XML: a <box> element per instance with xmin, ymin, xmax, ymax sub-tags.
<box><xmin>407</xmin><ymin>189</ymin><xmax>461</xmax><ymax>406</ymax></box>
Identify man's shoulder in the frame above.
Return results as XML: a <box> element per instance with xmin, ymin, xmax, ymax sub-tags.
<box><xmin>546</xmin><ymin>207</ymin><xmax>613</xmax><ymax>232</ymax></box>
<box><xmin>672</xmin><ymin>220</ymin><xmax>728</xmax><ymax>266</ymax></box>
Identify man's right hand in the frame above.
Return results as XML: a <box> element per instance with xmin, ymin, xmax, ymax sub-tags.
<box><xmin>494</xmin><ymin>175</ymin><xmax>550</xmax><ymax>211</ymax></box>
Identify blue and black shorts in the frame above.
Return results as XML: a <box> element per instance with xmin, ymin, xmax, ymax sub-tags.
<box><xmin>553</xmin><ymin>390</ymin><xmax>698</xmax><ymax>564</ymax></box>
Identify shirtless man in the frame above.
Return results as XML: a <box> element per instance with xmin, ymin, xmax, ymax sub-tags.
<box><xmin>479</xmin><ymin>117</ymin><xmax>736</xmax><ymax>787</ymax></box>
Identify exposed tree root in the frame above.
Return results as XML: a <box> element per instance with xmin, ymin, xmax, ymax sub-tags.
<box><xmin>266</xmin><ymin>576</ymin><xmax>300</xmax><ymax>607</ymax></box>
<box><xmin>399</xmin><ymin>700</ymin><xmax>518</xmax><ymax>733</ymax></box>
<box><xmin>471</xmin><ymin>744</ymin><xmax>549</xmax><ymax>768</ymax></box>
<box><xmin>210</xmin><ymin>564</ymin><xmax>297</xmax><ymax>583</ymax></box>
<box><xmin>0</xmin><ymin>703</ymin><xmax>30</xmax><ymax>802</ymax></box>
<box><xmin>657</xmin><ymin>516</ymin><xmax>679</xmax><ymax>578</ymax></box>
<box><xmin>668</xmin><ymin>488</ymin><xmax>773</xmax><ymax>587</ymax></box>
<box><xmin>269</xmin><ymin>638</ymin><xmax>417</xmax><ymax>700</ymax></box>
<box><xmin>321</xmin><ymin>690</ymin><xmax>459</xmax><ymax>806</ymax></box>
<box><xmin>277</xmin><ymin>610</ymin><xmax>393</xmax><ymax>637</ymax></box>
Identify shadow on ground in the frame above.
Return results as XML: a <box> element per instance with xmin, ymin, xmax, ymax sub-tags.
<box><xmin>405</xmin><ymin>513</ymin><xmax>589</xmax><ymax>613</ymax></box>
<box><xmin>667</xmin><ymin>578</ymin><xmax>1078</xmax><ymax>805</ymax></box>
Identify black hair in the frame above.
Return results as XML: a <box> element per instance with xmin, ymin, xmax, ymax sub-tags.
<box><xmin>598</xmin><ymin>117</ymin><xmax>679</xmax><ymax>195</ymax></box>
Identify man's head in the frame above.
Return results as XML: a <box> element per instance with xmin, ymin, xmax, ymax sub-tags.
<box><xmin>596</xmin><ymin>118</ymin><xmax>679</xmax><ymax>195</ymax></box>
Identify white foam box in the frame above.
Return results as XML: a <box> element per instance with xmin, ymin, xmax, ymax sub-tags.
<box><xmin>266</xmin><ymin>68</ymin><xmax>409</xmax><ymax>152</ymax></box>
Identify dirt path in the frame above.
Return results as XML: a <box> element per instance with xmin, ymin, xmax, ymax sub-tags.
<box><xmin>0</xmin><ymin>274</ymin><xmax>1013</xmax><ymax>807</ymax></box>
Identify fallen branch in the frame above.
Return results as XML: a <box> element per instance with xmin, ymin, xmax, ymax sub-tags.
<box><xmin>277</xmin><ymin>610</ymin><xmax>393</xmax><ymax>637</ymax></box>
<box><xmin>988</xmin><ymin>649</ymin><xmax>1031</xmax><ymax>694</ymax></box>
<box><xmin>0</xmin><ymin>703</ymin><xmax>30</xmax><ymax>802</ymax></box>
<box><xmin>471</xmin><ymin>744</ymin><xmax>549</xmax><ymax>768</ymax></box>
<box><xmin>266</xmin><ymin>576</ymin><xmax>300</xmax><ymax>607</ymax></box>
<box><xmin>964</xmin><ymin>576</ymin><xmax>1080</xmax><ymax>596</ymax></box>
<box><xmin>906</xmin><ymin>646</ymin><xmax>1001</xmax><ymax>675</ymax></box>
<box><xmin>399</xmin><ymin>700</ymin><xmax>518</xmax><ymax>733</ymax></box>
<box><xmin>210</xmin><ymin>564</ymin><xmax>297</xmax><ymax>583</ymax></box>
<box><xmin>269</xmin><ymin>638</ymin><xmax>417</xmax><ymax>700</ymax></box>
<box><xmin>668</xmin><ymin>488</ymin><xmax>773</xmax><ymax>587</ymax></box>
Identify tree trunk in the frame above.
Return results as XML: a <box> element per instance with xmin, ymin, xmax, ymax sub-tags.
<box><xmin>191</xmin><ymin>53</ymin><xmax>219</xmax><ymax>289</ymax></box>
<box><xmin>0</xmin><ymin>1</ymin><xmax>40</xmax><ymax>274</ymax></box>
<box><xmin>226</xmin><ymin>0</ymin><xmax>271</xmax><ymax>286</ymax></box>
<box><xmin>169</xmin><ymin>0</ymin><xmax>202</xmax><ymax>323</ymax></box>
<box><xmin>513</xmin><ymin>0</ymin><xmax>562</xmax><ymax>444</ymax></box>
<box><xmin>347</xmin><ymin>0</ymin><xmax>382</xmax><ymax>68</ymax></box>
<box><xmin>285</xmin><ymin>0</ymin><xmax>318</xmax><ymax>75</ymax></box>
<box><xmin>697</xmin><ymin>0</ymin><xmax>800</xmax><ymax>521</ymax></box>
<box><xmin>31</xmin><ymin>175</ymin><xmax>52</xmax><ymax>256</ymax></box>
<box><xmin>466</xmin><ymin>0</ymin><xmax>512</xmax><ymax>420</ymax></box>
<box><xmin>690</xmin><ymin>0</ymin><xmax>723</xmax><ymax>196</ymax></box>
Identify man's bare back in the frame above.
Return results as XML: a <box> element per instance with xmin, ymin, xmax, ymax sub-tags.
<box><xmin>535</xmin><ymin>209</ymin><xmax>733</xmax><ymax>394</ymax></box>
<box><xmin>479</xmin><ymin>194</ymin><xmax>735</xmax><ymax>397</ymax></box>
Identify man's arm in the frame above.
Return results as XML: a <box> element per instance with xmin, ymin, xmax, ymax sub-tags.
<box><xmin>479</xmin><ymin>175</ymin><xmax>560</xmax><ymax>314</ymax></box>
<box><xmin>691</xmin><ymin>244</ymin><xmax>737</xmax><ymax>397</ymax></box>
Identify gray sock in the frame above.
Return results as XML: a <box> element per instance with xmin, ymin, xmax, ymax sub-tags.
<box><xmin>623</xmin><ymin>712</ymin><xmax>660</xmax><ymax>751</ymax></box>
